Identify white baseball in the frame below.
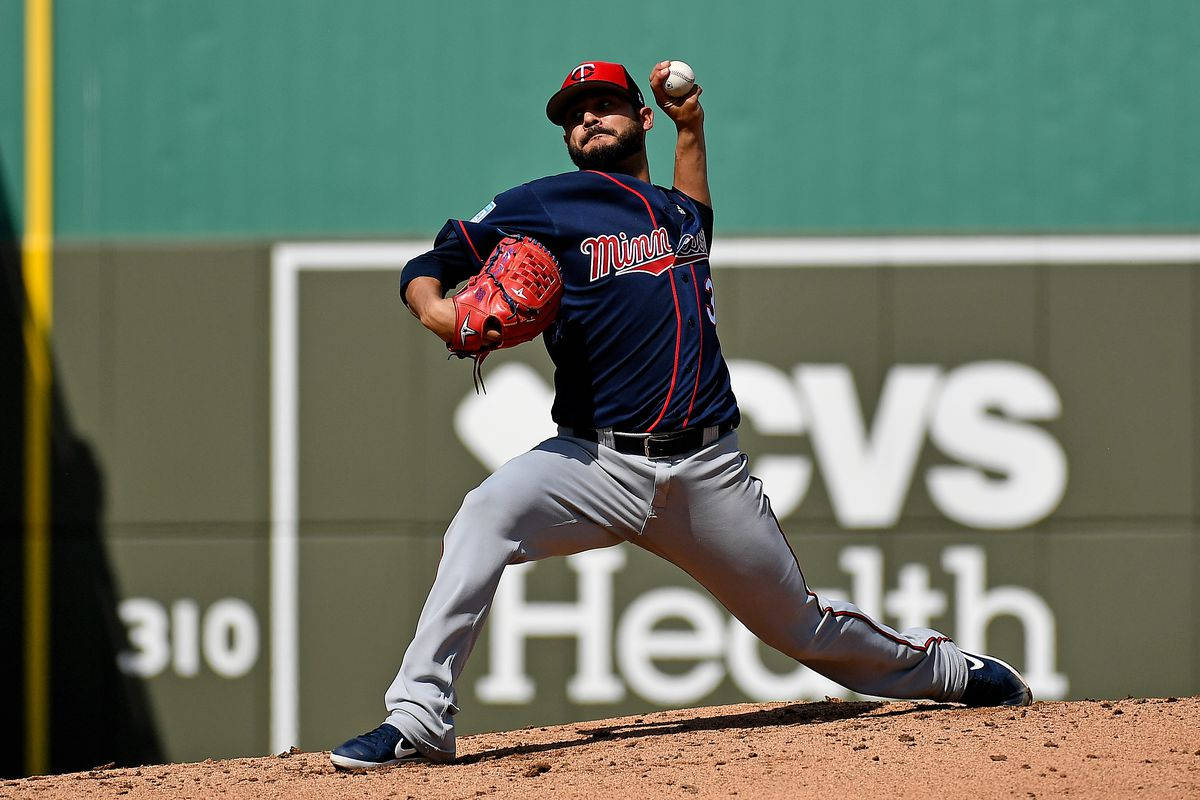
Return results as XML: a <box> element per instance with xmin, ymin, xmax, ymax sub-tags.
<box><xmin>663</xmin><ymin>60</ymin><xmax>695</xmax><ymax>98</ymax></box>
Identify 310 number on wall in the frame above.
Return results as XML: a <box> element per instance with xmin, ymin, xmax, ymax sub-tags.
<box><xmin>117</xmin><ymin>598</ymin><xmax>260</xmax><ymax>679</ymax></box>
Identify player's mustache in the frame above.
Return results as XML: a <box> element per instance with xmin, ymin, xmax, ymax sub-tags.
<box><xmin>583</xmin><ymin>127</ymin><xmax>617</xmax><ymax>143</ymax></box>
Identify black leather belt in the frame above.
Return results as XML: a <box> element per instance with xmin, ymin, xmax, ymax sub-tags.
<box><xmin>571</xmin><ymin>421</ymin><xmax>736</xmax><ymax>459</ymax></box>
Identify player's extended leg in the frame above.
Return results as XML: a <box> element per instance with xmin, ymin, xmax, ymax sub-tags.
<box><xmin>368</xmin><ymin>436</ymin><xmax>656</xmax><ymax>763</ymax></box>
<box><xmin>636</xmin><ymin>432</ymin><xmax>970</xmax><ymax>702</ymax></box>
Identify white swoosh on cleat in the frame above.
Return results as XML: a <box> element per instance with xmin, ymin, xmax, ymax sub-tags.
<box><xmin>964</xmin><ymin>654</ymin><xmax>986</xmax><ymax>671</ymax></box>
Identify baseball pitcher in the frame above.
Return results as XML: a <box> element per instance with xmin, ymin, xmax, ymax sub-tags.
<box><xmin>330</xmin><ymin>59</ymin><xmax>1032</xmax><ymax>769</ymax></box>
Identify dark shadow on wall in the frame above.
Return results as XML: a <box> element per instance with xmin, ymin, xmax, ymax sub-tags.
<box><xmin>0</xmin><ymin>157</ymin><xmax>162</xmax><ymax>777</ymax></box>
<box><xmin>0</xmin><ymin>159</ymin><xmax>26</xmax><ymax>775</ymax></box>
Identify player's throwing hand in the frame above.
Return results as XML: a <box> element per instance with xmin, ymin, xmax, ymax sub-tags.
<box><xmin>649</xmin><ymin>60</ymin><xmax>703</xmax><ymax>129</ymax></box>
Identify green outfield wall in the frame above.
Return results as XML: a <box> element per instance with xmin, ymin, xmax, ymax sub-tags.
<box><xmin>0</xmin><ymin>2</ymin><xmax>23</xmax><ymax>222</ymax></box>
<box><xmin>2</xmin><ymin>1</ymin><xmax>1200</xmax><ymax>237</ymax></box>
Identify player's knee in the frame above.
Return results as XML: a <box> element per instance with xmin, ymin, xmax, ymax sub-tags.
<box><xmin>751</xmin><ymin>595</ymin><xmax>827</xmax><ymax>658</ymax></box>
<box><xmin>747</xmin><ymin>621</ymin><xmax>818</xmax><ymax>662</ymax></box>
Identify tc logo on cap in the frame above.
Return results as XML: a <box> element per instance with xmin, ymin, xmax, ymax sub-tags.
<box><xmin>569</xmin><ymin>63</ymin><xmax>596</xmax><ymax>82</ymax></box>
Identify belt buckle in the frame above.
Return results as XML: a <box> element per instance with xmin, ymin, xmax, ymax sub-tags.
<box><xmin>645</xmin><ymin>434</ymin><xmax>674</xmax><ymax>460</ymax></box>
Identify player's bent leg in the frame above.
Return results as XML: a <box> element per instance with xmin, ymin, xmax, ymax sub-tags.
<box><xmin>638</xmin><ymin>433</ymin><xmax>970</xmax><ymax>704</ymax></box>
<box><xmin>372</xmin><ymin>436</ymin><xmax>647</xmax><ymax>763</ymax></box>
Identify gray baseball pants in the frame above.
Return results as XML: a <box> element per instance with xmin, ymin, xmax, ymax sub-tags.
<box><xmin>383</xmin><ymin>431</ymin><xmax>969</xmax><ymax>762</ymax></box>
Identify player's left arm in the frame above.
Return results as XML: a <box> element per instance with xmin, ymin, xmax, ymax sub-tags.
<box><xmin>648</xmin><ymin>60</ymin><xmax>709</xmax><ymax>208</ymax></box>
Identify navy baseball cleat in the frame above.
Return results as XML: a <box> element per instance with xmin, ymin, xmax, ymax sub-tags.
<box><xmin>330</xmin><ymin>723</ymin><xmax>423</xmax><ymax>769</ymax></box>
<box><xmin>959</xmin><ymin>652</ymin><xmax>1034</xmax><ymax>707</ymax></box>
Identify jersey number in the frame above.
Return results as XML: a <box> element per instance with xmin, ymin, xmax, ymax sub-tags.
<box><xmin>704</xmin><ymin>277</ymin><xmax>717</xmax><ymax>324</ymax></box>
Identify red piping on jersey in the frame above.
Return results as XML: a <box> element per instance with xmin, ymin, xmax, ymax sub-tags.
<box><xmin>587</xmin><ymin>170</ymin><xmax>657</xmax><ymax>227</ymax></box>
<box><xmin>647</xmin><ymin>276</ymin><xmax>684</xmax><ymax>432</ymax></box>
<box><xmin>588</xmin><ymin>172</ymin><xmax>682</xmax><ymax>432</ymax></box>
<box><xmin>766</xmin><ymin>503</ymin><xmax>950</xmax><ymax>653</ymax></box>
<box><xmin>682</xmin><ymin>264</ymin><xmax>704</xmax><ymax>427</ymax></box>
<box><xmin>455</xmin><ymin>219</ymin><xmax>483</xmax><ymax>264</ymax></box>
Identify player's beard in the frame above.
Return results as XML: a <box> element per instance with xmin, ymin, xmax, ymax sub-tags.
<box><xmin>567</xmin><ymin>124</ymin><xmax>646</xmax><ymax>172</ymax></box>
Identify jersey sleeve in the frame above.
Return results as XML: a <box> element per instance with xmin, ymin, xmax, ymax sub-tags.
<box><xmin>399</xmin><ymin>183</ymin><xmax>559</xmax><ymax>305</ymax></box>
<box><xmin>671</xmin><ymin>187</ymin><xmax>714</xmax><ymax>244</ymax></box>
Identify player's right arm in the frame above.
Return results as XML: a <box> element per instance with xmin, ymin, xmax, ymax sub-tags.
<box><xmin>400</xmin><ymin>183</ymin><xmax>559</xmax><ymax>344</ymax></box>
<box><xmin>403</xmin><ymin>277</ymin><xmax>458</xmax><ymax>342</ymax></box>
<box><xmin>400</xmin><ymin>222</ymin><xmax>480</xmax><ymax>343</ymax></box>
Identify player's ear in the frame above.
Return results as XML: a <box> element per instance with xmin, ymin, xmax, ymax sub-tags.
<box><xmin>641</xmin><ymin>105</ymin><xmax>654</xmax><ymax>132</ymax></box>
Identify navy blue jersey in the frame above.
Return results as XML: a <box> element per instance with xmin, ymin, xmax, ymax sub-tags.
<box><xmin>401</xmin><ymin>170</ymin><xmax>740</xmax><ymax>433</ymax></box>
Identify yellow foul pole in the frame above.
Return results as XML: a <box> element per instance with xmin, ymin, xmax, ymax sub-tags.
<box><xmin>23</xmin><ymin>0</ymin><xmax>53</xmax><ymax>777</ymax></box>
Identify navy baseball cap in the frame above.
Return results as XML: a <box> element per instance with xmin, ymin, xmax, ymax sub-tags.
<box><xmin>546</xmin><ymin>61</ymin><xmax>645</xmax><ymax>125</ymax></box>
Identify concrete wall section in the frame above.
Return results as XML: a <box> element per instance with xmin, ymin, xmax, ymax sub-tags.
<box><xmin>49</xmin><ymin>241</ymin><xmax>1200</xmax><ymax>762</ymax></box>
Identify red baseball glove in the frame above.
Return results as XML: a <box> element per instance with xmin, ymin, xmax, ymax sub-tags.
<box><xmin>448</xmin><ymin>234</ymin><xmax>563</xmax><ymax>358</ymax></box>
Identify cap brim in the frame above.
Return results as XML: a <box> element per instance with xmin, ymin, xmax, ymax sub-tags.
<box><xmin>546</xmin><ymin>81</ymin><xmax>639</xmax><ymax>125</ymax></box>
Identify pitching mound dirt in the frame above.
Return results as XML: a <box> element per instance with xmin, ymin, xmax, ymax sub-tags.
<box><xmin>4</xmin><ymin>697</ymin><xmax>1198</xmax><ymax>799</ymax></box>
